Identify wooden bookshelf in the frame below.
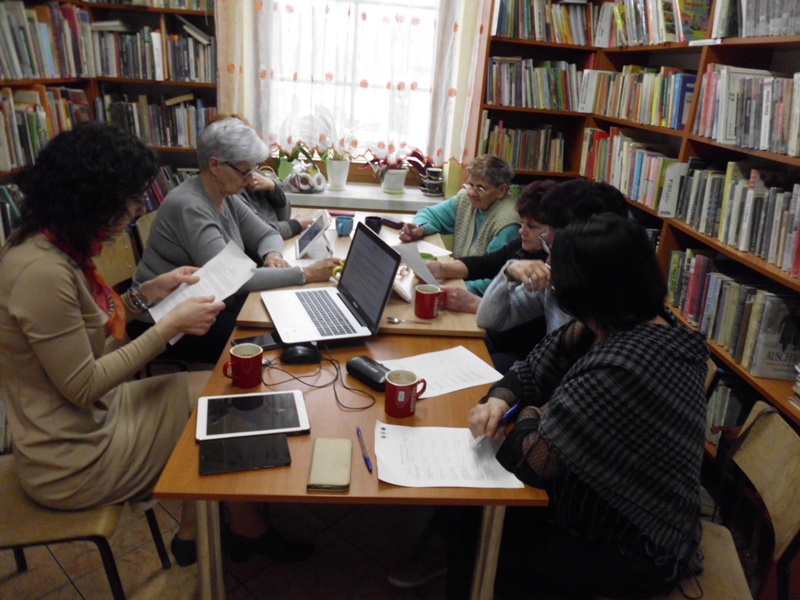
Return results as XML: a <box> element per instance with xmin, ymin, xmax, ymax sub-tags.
<box><xmin>476</xmin><ymin>0</ymin><xmax>800</xmax><ymax>428</ymax></box>
<box><xmin>0</xmin><ymin>1</ymin><xmax>217</xmax><ymax>178</ymax></box>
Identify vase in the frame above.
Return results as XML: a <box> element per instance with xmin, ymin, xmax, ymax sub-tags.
<box><xmin>326</xmin><ymin>158</ymin><xmax>350</xmax><ymax>191</ymax></box>
<box><xmin>381</xmin><ymin>168</ymin><xmax>408</xmax><ymax>194</ymax></box>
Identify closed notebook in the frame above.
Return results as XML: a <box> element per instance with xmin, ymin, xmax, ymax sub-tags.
<box><xmin>307</xmin><ymin>438</ymin><xmax>352</xmax><ymax>491</ymax></box>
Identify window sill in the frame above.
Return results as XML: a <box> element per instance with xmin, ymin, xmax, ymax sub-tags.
<box><xmin>284</xmin><ymin>182</ymin><xmax>443</xmax><ymax>213</ymax></box>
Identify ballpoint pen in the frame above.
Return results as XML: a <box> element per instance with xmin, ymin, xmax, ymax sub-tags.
<box><xmin>356</xmin><ymin>426</ymin><xmax>373</xmax><ymax>473</ymax></box>
<box><xmin>470</xmin><ymin>403</ymin><xmax>522</xmax><ymax>449</ymax></box>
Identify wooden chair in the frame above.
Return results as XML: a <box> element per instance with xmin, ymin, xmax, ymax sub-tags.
<box><xmin>131</xmin><ymin>210</ymin><xmax>157</xmax><ymax>257</ymax></box>
<box><xmin>0</xmin><ymin>455</ymin><xmax>172</xmax><ymax>600</ymax></box>
<box><xmin>94</xmin><ymin>230</ymin><xmax>138</xmax><ymax>290</ymax></box>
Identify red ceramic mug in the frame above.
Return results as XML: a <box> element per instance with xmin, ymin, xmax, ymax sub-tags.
<box><xmin>385</xmin><ymin>369</ymin><xmax>427</xmax><ymax>418</ymax></box>
<box><xmin>414</xmin><ymin>284</ymin><xmax>447</xmax><ymax>319</ymax></box>
<box><xmin>223</xmin><ymin>343</ymin><xmax>263</xmax><ymax>388</ymax></box>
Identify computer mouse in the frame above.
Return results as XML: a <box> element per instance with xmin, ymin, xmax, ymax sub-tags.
<box><xmin>280</xmin><ymin>343</ymin><xmax>321</xmax><ymax>364</ymax></box>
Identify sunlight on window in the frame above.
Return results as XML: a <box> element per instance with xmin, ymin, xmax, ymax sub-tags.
<box><xmin>262</xmin><ymin>0</ymin><xmax>441</xmax><ymax>160</ymax></box>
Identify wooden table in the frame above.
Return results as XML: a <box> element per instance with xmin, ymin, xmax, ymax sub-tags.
<box><xmin>237</xmin><ymin>210</ymin><xmax>485</xmax><ymax>338</ymax></box>
<box><xmin>154</xmin><ymin>331</ymin><xmax>548</xmax><ymax>600</ymax></box>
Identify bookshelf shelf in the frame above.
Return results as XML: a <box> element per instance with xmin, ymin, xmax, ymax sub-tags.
<box><xmin>88</xmin><ymin>4</ymin><xmax>213</xmax><ymax>17</ymax></box>
<box><xmin>476</xmin><ymin>0</ymin><xmax>800</xmax><ymax>427</ymax></box>
<box><xmin>95</xmin><ymin>77</ymin><xmax>217</xmax><ymax>88</ymax></box>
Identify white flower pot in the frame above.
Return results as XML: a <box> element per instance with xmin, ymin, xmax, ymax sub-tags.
<box><xmin>326</xmin><ymin>158</ymin><xmax>350</xmax><ymax>191</ymax></box>
<box><xmin>381</xmin><ymin>167</ymin><xmax>408</xmax><ymax>194</ymax></box>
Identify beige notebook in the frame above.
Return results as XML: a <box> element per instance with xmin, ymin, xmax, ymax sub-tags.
<box><xmin>307</xmin><ymin>438</ymin><xmax>352</xmax><ymax>492</ymax></box>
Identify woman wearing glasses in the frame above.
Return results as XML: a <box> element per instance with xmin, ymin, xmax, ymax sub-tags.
<box><xmin>398</xmin><ymin>155</ymin><xmax>521</xmax><ymax>296</ymax></box>
<box><xmin>132</xmin><ymin>117</ymin><xmax>338</xmax><ymax>363</ymax></box>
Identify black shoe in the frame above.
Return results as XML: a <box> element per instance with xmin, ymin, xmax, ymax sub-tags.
<box><xmin>171</xmin><ymin>535</ymin><xmax>197</xmax><ymax>567</ymax></box>
<box><xmin>226</xmin><ymin>528</ymin><xmax>314</xmax><ymax>564</ymax></box>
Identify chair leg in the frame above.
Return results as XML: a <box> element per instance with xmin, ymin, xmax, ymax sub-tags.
<box><xmin>93</xmin><ymin>537</ymin><xmax>126</xmax><ymax>600</ymax></box>
<box><xmin>144</xmin><ymin>507</ymin><xmax>171</xmax><ymax>569</ymax></box>
<box><xmin>13</xmin><ymin>547</ymin><xmax>27</xmax><ymax>572</ymax></box>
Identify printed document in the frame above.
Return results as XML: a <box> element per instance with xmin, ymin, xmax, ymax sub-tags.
<box><xmin>149</xmin><ymin>241</ymin><xmax>257</xmax><ymax>343</ymax></box>
<box><xmin>374</xmin><ymin>421</ymin><xmax>524</xmax><ymax>489</ymax></box>
<box><xmin>392</xmin><ymin>242</ymin><xmax>440</xmax><ymax>285</ymax></box>
<box><xmin>380</xmin><ymin>345</ymin><xmax>502</xmax><ymax>398</ymax></box>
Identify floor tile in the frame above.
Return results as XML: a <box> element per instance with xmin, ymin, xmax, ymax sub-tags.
<box><xmin>0</xmin><ymin>545</ymin><xmax>71</xmax><ymax>599</ymax></box>
<box><xmin>39</xmin><ymin>581</ymin><xmax>87</xmax><ymax>599</ymax></box>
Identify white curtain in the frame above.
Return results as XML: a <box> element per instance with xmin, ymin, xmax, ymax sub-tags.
<box><xmin>216</xmin><ymin>0</ymin><xmax>490</xmax><ymax>169</ymax></box>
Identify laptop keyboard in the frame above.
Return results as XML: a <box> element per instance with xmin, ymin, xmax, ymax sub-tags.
<box><xmin>296</xmin><ymin>290</ymin><xmax>357</xmax><ymax>337</ymax></box>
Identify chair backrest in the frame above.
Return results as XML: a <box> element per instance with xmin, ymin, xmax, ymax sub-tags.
<box><xmin>704</xmin><ymin>358</ymin><xmax>721</xmax><ymax>398</ymax></box>
<box><xmin>133</xmin><ymin>210</ymin><xmax>157</xmax><ymax>253</ymax></box>
<box><xmin>94</xmin><ymin>230</ymin><xmax>137</xmax><ymax>289</ymax></box>
<box><xmin>734</xmin><ymin>400</ymin><xmax>800</xmax><ymax>561</ymax></box>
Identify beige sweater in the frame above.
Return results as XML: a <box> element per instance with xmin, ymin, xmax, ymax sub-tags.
<box><xmin>0</xmin><ymin>235</ymin><xmax>190</xmax><ymax>509</ymax></box>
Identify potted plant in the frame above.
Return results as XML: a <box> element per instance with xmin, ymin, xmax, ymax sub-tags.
<box><xmin>275</xmin><ymin>143</ymin><xmax>315</xmax><ymax>181</ymax></box>
<box><xmin>365</xmin><ymin>147</ymin><xmax>427</xmax><ymax>194</ymax></box>
<box><xmin>300</xmin><ymin>108</ymin><xmax>361</xmax><ymax>191</ymax></box>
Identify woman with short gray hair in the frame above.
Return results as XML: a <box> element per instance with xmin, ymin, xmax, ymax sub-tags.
<box><xmin>132</xmin><ymin>117</ymin><xmax>338</xmax><ymax>364</ymax></box>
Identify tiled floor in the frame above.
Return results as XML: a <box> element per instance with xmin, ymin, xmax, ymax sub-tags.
<box><xmin>0</xmin><ymin>501</ymin><xmax>446</xmax><ymax>599</ymax></box>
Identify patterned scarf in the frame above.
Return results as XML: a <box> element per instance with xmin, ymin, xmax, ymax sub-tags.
<box><xmin>43</xmin><ymin>229</ymin><xmax>127</xmax><ymax>339</ymax></box>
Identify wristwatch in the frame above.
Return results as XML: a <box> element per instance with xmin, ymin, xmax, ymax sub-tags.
<box><xmin>128</xmin><ymin>282</ymin><xmax>152</xmax><ymax>312</ymax></box>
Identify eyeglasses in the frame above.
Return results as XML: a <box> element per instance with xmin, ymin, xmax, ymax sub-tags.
<box><xmin>538</xmin><ymin>232</ymin><xmax>552</xmax><ymax>255</ymax></box>
<box><xmin>462</xmin><ymin>182</ymin><xmax>490</xmax><ymax>195</ymax></box>
<box><xmin>224</xmin><ymin>161</ymin><xmax>256</xmax><ymax>179</ymax></box>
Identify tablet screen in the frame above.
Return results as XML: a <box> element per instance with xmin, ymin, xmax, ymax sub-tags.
<box><xmin>196</xmin><ymin>391</ymin><xmax>310</xmax><ymax>440</ymax></box>
<box><xmin>199</xmin><ymin>434</ymin><xmax>291</xmax><ymax>475</ymax></box>
<box><xmin>296</xmin><ymin>211</ymin><xmax>330</xmax><ymax>258</ymax></box>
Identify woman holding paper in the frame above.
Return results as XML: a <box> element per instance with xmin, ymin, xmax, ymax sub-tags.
<box><xmin>0</xmin><ymin>123</ymin><xmax>313</xmax><ymax>569</ymax></box>
<box><xmin>459</xmin><ymin>214</ymin><xmax>709</xmax><ymax>598</ymax></box>
<box><xmin>132</xmin><ymin>116</ymin><xmax>338</xmax><ymax>362</ymax></box>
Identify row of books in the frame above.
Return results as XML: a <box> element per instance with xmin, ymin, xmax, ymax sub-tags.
<box><xmin>580</xmin><ymin>125</ymin><xmax>675</xmax><ymax>207</ymax></box>
<box><xmin>478</xmin><ymin>114</ymin><xmax>564</xmax><ymax>173</ymax></box>
<box><xmin>0</xmin><ymin>184</ymin><xmax>23</xmax><ymax>247</ymax></box>
<box><xmin>712</xmin><ymin>0</ymin><xmax>800</xmax><ymax>38</ymax></box>
<box><xmin>668</xmin><ymin>250</ymin><xmax>800</xmax><ymax>380</ymax></box>
<box><xmin>578</xmin><ymin>65</ymin><xmax>696</xmax><ymax>131</ymax></box>
<box><xmin>95</xmin><ymin>93</ymin><xmax>216</xmax><ymax>149</ymax></box>
<box><xmin>140</xmin><ymin>164</ymin><xmax>198</xmax><ymax>212</ymax></box>
<box><xmin>1</xmin><ymin>86</ymin><xmax>91</xmax><ymax>171</ymax></box>
<box><xmin>693</xmin><ymin>64</ymin><xmax>800</xmax><ymax>157</ymax></box>
<box><xmin>0</xmin><ymin>2</ymin><xmax>94</xmax><ymax>81</ymax></box>
<box><xmin>490</xmin><ymin>0</ymin><xmax>711</xmax><ymax>47</ymax></box>
<box><xmin>490</xmin><ymin>0</ymin><xmax>595</xmax><ymax>45</ymax></box>
<box><xmin>0</xmin><ymin>4</ymin><xmax>216</xmax><ymax>83</ymax></box>
<box><xmin>485</xmin><ymin>58</ymin><xmax>580</xmax><ymax>111</ymax></box>
<box><xmin>705</xmin><ymin>373</ymin><xmax>751</xmax><ymax>446</ymax></box>
<box><xmin>791</xmin><ymin>364</ymin><xmax>800</xmax><ymax>411</ymax></box>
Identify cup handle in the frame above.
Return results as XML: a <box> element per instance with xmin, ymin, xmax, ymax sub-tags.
<box><xmin>415</xmin><ymin>379</ymin><xmax>427</xmax><ymax>397</ymax></box>
<box><xmin>223</xmin><ymin>361</ymin><xmax>234</xmax><ymax>379</ymax></box>
<box><xmin>437</xmin><ymin>290</ymin><xmax>448</xmax><ymax>307</ymax></box>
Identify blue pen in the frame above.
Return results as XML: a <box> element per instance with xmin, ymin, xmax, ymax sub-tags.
<box><xmin>356</xmin><ymin>426</ymin><xmax>373</xmax><ymax>473</ymax></box>
<box><xmin>471</xmin><ymin>403</ymin><xmax>522</xmax><ymax>449</ymax></box>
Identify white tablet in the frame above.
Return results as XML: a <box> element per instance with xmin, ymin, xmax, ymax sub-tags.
<box><xmin>295</xmin><ymin>210</ymin><xmax>332</xmax><ymax>258</ymax></box>
<box><xmin>195</xmin><ymin>391</ymin><xmax>310</xmax><ymax>441</ymax></box>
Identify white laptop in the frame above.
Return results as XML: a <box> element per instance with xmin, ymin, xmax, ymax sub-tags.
<box><xmin>261</xmin><ymin>222</ymin><xmax>401</xmax><ymax>344</ymax></box>
<box><xmin>295</xmin><ymin>210</ymin><xmax>331</xmax><ymax>259</ymax></box>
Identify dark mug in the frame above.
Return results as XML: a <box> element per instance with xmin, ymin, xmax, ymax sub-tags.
<box><xmin>365</xmin><ymin>216</ymin><xmax>383</xmax><ymax>234</ymax></box>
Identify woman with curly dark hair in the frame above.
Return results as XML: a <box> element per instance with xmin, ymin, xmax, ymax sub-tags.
<box><xmin>0</xmin><ymin>124</ymin><xmax>314</xmax><ymax>568</ymax></box>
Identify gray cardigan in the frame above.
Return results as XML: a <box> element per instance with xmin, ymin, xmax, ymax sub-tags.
<box><xmin>134</xmin><ymin>176</ymin><xmax>305</xmax><ymax>292</ymax></box>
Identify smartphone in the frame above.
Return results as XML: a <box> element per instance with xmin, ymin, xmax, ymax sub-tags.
<box><xmin>231</xmin><ymin>333</ymin><xmax>283</xmax><ymax>351</ymax></box>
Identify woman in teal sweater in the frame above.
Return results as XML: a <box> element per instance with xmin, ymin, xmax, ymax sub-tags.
<box><xmin>398</xmin><ymin>155</ymin><xmax>521</xmax><ymax>295</ymax></box>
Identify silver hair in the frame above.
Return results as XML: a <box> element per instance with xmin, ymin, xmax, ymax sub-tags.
<box><xmin>466</xmin><ymin>155</ymin><xmax>514</xmax><ymax>188</ymax></box>
<box><xmin>197</xmin><ymin>117</ymin><xmax>268</xmax><ymax>169</ymax></box>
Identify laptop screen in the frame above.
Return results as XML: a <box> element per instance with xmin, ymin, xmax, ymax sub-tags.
<box><xmin>338</xmin><ymin>222</ymin><xmax>401</xmax><ymax>333</ymax></box>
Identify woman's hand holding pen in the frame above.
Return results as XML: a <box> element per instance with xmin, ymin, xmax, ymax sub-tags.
<box><xmin>468</xmin><ymin>397</ymin><xmax>510</xmax><ymax>440</ymax></box>
<box><xmin>399</xmin><ymin>222</ymin><xmax>426</xmax><ymax>243</ymax></box>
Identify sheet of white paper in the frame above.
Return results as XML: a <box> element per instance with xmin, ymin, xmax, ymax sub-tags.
<box><xmin>380</xmin><ymin>346</ymin><xmax>501</xmax><ymax>399</ymax></box>
<box><xmin>374</xmin><ymin>421</ymin><xmax>524</xmax><ymax>489</ymax></box>
<box><xmin>392</xmin><ymin>242</ymin><xmax>439</xmax><ymax>285</ymax></box>
<box><xmin>149</xmin><ymin>241</ymin><xmax>257</xmax><ymax>343</ymax></box>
